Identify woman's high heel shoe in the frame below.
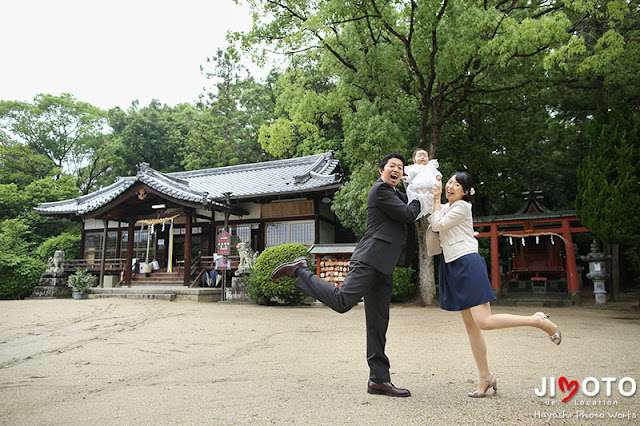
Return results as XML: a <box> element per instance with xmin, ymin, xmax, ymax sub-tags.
<box><xmin>535</xmin><ymin>312</ymin><xmax>562</xmax><ymax>345</ymax></box>
<box><xmin>468</xmin><ymin>376</ymin><xmax>497</xmax><ymax>398</ymax></box>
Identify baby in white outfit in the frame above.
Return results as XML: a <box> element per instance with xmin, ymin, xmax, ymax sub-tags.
<box><xmin>404</xmin><ymin>148</ymin><xmax>442</xmax><ymax>219</ymax></box>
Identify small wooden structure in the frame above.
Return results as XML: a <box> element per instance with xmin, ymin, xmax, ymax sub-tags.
<box><xmin>308</xmin><ymin>243</ymin><xmax>358</xmax><ymax>287</ymax></box>
<box><xmin>473</xmin><ymin>192</ymin><xmax>590</xmax><ymax>299</ymax></box>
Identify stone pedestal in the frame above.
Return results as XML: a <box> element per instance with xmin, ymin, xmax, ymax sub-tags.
<box><xmin>225</xmin><ymin>276</ymin><xmax>249</xmax><ymax>302</ymax></box>
<box><xmin>31</xmin><ymin>272</ymin><xmax>72</xmax><ymax>298</ymax></box>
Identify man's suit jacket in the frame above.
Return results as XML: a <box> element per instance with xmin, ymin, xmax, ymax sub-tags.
<box><xmin>350</xmin><ymin>178</ymin><xmax>422</xmax><ymax>275</ymax></box>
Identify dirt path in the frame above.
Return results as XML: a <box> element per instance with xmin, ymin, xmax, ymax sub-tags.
<box><xmin>1</xmin><ymin>298</ymin><xmax>639</xmax><ymax>425</ymax></box>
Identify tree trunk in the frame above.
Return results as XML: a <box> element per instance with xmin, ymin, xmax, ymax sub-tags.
<box><xmin>637</xmin><ymin>246</ymin><xmax>640</xmax><ymax>308</ymax></box>
<box><xmin>611</xmin><ymin>243</ymin><xmax>620</xmax><ymax>302</ymax></box>
<box><xmin>413</xmin><ymin>216</ymin><xmax>436</xmax><ymax>306</ymax></box>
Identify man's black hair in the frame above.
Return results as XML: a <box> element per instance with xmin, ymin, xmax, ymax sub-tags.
<box><xmin>379</xmin><ymin>153</ymin><xmax>407</xmax><ymax>171</ymax></box>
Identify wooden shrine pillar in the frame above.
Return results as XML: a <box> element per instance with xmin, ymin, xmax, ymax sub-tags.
<box><xmin>125</xmin><ymin>219</ymin><xmax>135</xmax><ymax>286</ymax></box>
<box><xmin>489</xmin><ymin>224</ymin><xmax>500</xmax><ymax>293</ymax></box>
<box><xmin>561</xmin><ymin>219</ymin><xmax>579</xmax><ymax>297</ymax></box>
<box><xmin>184</xmin><ymin>211</ymin><xmax>192</xmax><ymax>286</ymax></box>
<box><xmin>99</xmin><ymin>219</ymin><xmax>108</xmax><ymax>287</ymax></box>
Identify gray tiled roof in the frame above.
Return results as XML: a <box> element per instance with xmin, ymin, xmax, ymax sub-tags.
<box><xmin>35</xmin><ymin>151</ymin><xmax>342</xmax><ymax>216</ymax></box>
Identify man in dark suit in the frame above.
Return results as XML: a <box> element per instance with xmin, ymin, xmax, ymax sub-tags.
<box><xmin>270</xmin><ymin>153</ymin><xmax>422</xmax><ymax>397</ymax></box>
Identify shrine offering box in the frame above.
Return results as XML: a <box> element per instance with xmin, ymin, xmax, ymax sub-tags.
<box><xmin>307</xmin><ymin>243</ymin><xmax>358</xmax><ymax>287</ymax></box>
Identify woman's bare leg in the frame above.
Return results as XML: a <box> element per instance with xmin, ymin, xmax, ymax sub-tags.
<box><xmin>461</xmin><ymin>309</ymin><xmax>492</xmax><ymax>394</ymax></box>
<box><xmin>469</xmin><ymin>302</ymin><xmax>559</xmax><ymax>336</ymax></box>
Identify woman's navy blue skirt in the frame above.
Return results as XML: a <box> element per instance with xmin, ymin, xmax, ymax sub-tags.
<box><xmin>439</xmin><ymin>252</ymin><xmax>496</xmax><ymax>311</ymax></box>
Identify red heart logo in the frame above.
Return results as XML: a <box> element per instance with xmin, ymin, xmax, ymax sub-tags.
<box><xmin>559</xmin><ymin>376</ymin><xmax>578</xmax><ymax>402</ymax></box>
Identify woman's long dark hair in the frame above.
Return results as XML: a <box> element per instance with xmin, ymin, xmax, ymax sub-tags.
<box><xmin>452</xmin><ymin>171</ymin><xmax>475</xmax><ymax>203</ymax></box>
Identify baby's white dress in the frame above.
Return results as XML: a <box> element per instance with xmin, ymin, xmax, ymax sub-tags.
<box><xmin>405</xmin><ymin>159</ymin><xmax>442</xmax><ymax>219</ymax></box>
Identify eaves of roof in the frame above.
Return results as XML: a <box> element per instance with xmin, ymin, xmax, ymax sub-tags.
<box><xmin>34</xmin><ymin>151</ymin><xmax>343</xmax><ymax>217</ymax></box>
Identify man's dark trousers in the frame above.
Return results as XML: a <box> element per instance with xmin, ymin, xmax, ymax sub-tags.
<box><xmin>295</xmin><ymin>260</ymin><xmax>393</xmax><ymax>383</ymax></box>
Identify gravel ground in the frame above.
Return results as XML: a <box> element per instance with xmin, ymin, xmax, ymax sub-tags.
<box><xmin>1</xmin><ymin>296</ymin><xmax>639</xmax><ymax>425</ymax></box>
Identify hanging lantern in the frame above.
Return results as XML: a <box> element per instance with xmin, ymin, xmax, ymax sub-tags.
<box><xmin>509</xmin><ymin>237</ymin><xmax>513</xmax><ymax>245</ymax></box>
<box><xmin>536</xmin><ymin>235</ymin><xmax>540</xmax><ymax>244</ymax></box>
<box><xmin>522</xmin><ymin>238</ymin><xmax>526</xmax><ymax>246</ymax></box>
<box><xmin>550</xmin><ymin>235</ymin><xmax>555</xmax><ymax>245</ymax></box>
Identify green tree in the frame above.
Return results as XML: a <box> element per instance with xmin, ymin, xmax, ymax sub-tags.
<box><xmin>107</xmin><ymin>100</ymin><xmax>190</xmax><ymax>176</ymax></box>
<box><xmin>0</xmin><ymin>140</ymin><xmax>54</xmax><ymax>188</ymax></box>
<box><xmin>0</xmin><ymin>218</ymin><xmax>46</xmax><ymax>299</ymax></box>
<box><xmin>257</xmin><ymin>53</ymin><xmax>345</xmax><ymax>159</ymax></box>
<box><xmin>183</xmin><ymin>48</ymin><xmax>272</xmax><ymax>170</ymax></box>
<box><xmin>576</xmin><ymin>110</ymin><xmax>640</xmax><ymax>258</ymax></box>
<box><xmin>238</xmin><ymin>0</ymin><xmax>606</xmax><ymax>304</ymax></box>
<box><xmin>0</xmin><ymin>93</ymin><xmax>108</xmax><ymax>178</ymax></box>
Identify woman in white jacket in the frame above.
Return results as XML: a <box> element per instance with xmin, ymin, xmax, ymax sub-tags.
<box><xmin>429</xmin><ymin>171</ymin><xmax>562</xmax><ymax>398</ymax></box>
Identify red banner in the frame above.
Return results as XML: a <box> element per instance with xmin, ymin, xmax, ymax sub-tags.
<box><xmin>217</xmin><ymin>231</ymin><xmax>231</xmax><ymax>255</ymax></box>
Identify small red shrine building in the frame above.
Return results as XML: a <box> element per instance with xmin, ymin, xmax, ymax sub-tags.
<box><xmin>473</xmin><ymin>192</ymin><xmax>590</xmax><ymax>300</ymax></box>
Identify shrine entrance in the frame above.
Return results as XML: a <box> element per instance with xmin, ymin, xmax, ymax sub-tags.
<box><xmin>473</xmin><ymin>192</ymin><xmax>591</xmax><ymax>305</ymax></box>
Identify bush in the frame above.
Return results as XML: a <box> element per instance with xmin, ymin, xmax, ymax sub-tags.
<box><xmin>0</xmin><ymin>254</ymin><xmax>45</xmax><ymax>300</ymax></box>
<box><xmin>392</xmin><ymin>266</ymin><xmax>416</xmax><ymax>302</ymax></box>
<box><xmin>36</xmin><ymin>232</ymin><xmax>82</xmax><ymax>261</ymax></box>
<box><xmin>248</xmin><ymin>243</ymin><xmax>311</xmax><ymax>305</ymax></box>
<box><xmin>67</xmin><ymin>268</ymin><xmax>95</xmax><ymax>292</ymax></box>
<box><xmin>0</xmin><ymin>218</ymin><xmax>46</xmax><ymax>299</ymax></box>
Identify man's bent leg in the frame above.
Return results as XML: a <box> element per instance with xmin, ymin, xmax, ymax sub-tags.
<box><xmin>295</xmin><ymin>261</ymin><xmax>375</xmax><ymax>313</ymax></box>
<box><xmin>364</xmin><ymin>272</ymin><xmax>393</xmax><ymax>383</ymax></box>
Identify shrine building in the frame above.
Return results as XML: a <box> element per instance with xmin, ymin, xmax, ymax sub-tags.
<box><xmin>34</xmin><ymin>151</ymin><xmax>350</xmax><ymax>289</ymax></box>
<box><xmin>473</xmin><ymin>191</ymin><xmax>591</xmax><ymax>305</ymax></box>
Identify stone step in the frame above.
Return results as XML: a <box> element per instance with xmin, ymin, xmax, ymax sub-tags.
<box><xmin>87</xmin><ymin>287</ymin><xmax>222</xmax><ymax>302</ymax></box>
<box><xmin>92</xmin><ymin>293</ymin><xmax>176</xmax><ymax>301</ymax></box>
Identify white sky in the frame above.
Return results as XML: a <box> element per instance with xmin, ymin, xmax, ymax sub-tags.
<box><xmin>0</xmin><ymin>0</ymin><xmax>266</xmax><ymax>110</ymax></box>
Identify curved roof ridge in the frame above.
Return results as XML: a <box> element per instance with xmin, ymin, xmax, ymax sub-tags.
<box><xmin>35</xmin><ymin>177</ymin><xmax>135</xmax><ymax>209</ymax></box>
<box><xmin>169</xmin><ymin>151</ymin><xmax>332</xmax><ymax>179</ymax></box>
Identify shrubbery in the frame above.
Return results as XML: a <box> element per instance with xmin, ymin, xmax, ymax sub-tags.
<box><xmin>37</xmin><ymin>232</ymin><xmax>82</xmax><ymax>261</ymax></box>
<box><xmin>392</xmin><ymin>266</ymin><xmax>416</xmax><ymax>302</ymax></box>
<box><xmin>246</xmin><ymin>242</ymin><xmax>417</xmax><ymax>305</ymax></box>
<box><xmin>0</xmin><ymin>219</ymin><xmax>46</xmax><ymax>299</ymax></box>
<box><xmin>67</xmin><ymin>268</ymin><xmax>95</xmax><ymax>292</ymax></box>
<box><xmin>247</xmin><ymin>243</ymin><xmax>311</xmax><ymax>305</ymax></box>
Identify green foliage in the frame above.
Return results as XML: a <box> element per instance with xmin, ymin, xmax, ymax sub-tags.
<box><xmin>248</xmin><ymin>243</ymin><xmax>310</xmax><ymax>305</ymax></box>
<box><xmin>0</xmin><ymin>93</ymin><xmax>108</xmax><ymax>179</ymax></box>
<box><xmin>258</xmin><ymin>54</ymin><xmax>345</xmax><ymax>159</ymax></box>
<box><xmin>392</xmin><ymin>266</ymin><xmax>416</xmax><ymax>303</ymax></box>
<box><xmin>107</xmin><ymin>100</ymin><xmax>189</xmax><ymax>176</ymax></box>
<box><xmin>0</xmin><ymin>218</ymin><xmax>46</xmax><ymax>299</ymax></box>
<box><xmin>25</xmin><ymin>174</ymin><xmax>79</xmax><ymax>206</ymax></box>
<box><xmin>0</xmin><ymin>140</ymin><xmax>54</xmax><ymax>188</ymax></box>
<box><xmin>36</xmin><ymin>232</ymin><xmax>82</xmax><ymax>262</ymax></box>
<box><xmin>182</xmin><ymin>48</ymin><xmax>272</xmax><ymax>171</ymax></box>
<box><xmin>623</xmin><ymin>247</ymin><xmax>640</xmax><ymax>287</ymax></box>
<box><xmin>0</xmin><ymin>173</ymin><xmax>78</xmax><ymax>220</ymax></box>
<box><xmin>67</xmin><ymin>268</ymin><xmax>95</xmax><ymax>292</ymax></box>
<box><xmin>331</xmin><ymin>164</ymin><xmax>378</xmax><ymax>238</ymax></box>
<box><xmin>576</xmin><ymin>111</ymin><xmax>640</xmax><ymax>247</ymax></box>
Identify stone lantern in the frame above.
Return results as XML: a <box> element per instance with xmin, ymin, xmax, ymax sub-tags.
<box><xmin>580</xmin><ymin>240</ymin><xmax>611</xmax><ymax>305</ymax></box>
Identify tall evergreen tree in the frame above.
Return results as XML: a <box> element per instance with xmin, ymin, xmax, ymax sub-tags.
<box><xmin>576</xmin><ymin>111</ymin><xmax>640</xmax><ymax>254</ymax></box>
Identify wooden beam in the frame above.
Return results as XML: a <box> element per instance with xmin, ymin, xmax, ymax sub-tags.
<box><xmin>99</xmin><ymin>220</ymin><xmax>108</xmax><ymax>287</ymax></box>
<box><xmin>184</xmin><ymin>211</ymin><xmax>192</xmax><ymax>286</ymax></box>
<box><xmin>490</xmin><ymin>224</ymin><xmax>500</xmax><ymax>293</ymax></box>
<box><xmin>125</xmin><ymin>219</ymin><xmax>135</xmax><ymax>286</ymax></box>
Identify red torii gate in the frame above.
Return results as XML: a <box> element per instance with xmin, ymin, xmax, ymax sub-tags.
<box><xmin>473</xmin><ymin>215</ymin><xmax>590</xmax><ymax>298</ymax></box>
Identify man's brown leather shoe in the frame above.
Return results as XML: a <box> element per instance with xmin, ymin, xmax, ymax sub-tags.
<box><xmin>367</xmin><ymin>380</ymin><xmax>411</xmax><ymax>397</ymax></box>
<box><xmin>269</xmin><ymin>257</ymin><xmax>308</xmax><ymax>280</ymax></box>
